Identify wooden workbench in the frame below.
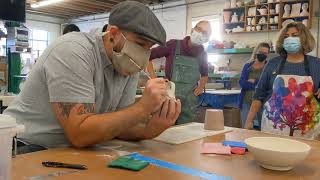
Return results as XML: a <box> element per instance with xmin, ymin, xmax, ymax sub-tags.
<box><xmin>12</xmin><ymin>129</ymin><xmax>320</xmax><ymax>180</ymax></box>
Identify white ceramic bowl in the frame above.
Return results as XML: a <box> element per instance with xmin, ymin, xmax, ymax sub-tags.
<box><xmin>245</xmin><ymin>137</ymin><xmax>311</xmax><ymax>171</ymax></box>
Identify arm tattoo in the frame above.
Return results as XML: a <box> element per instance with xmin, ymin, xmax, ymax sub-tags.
<box><xmin>58</xmin><ymin>103</ymin><xmax>95</xmax><ymax>118</ymax></box>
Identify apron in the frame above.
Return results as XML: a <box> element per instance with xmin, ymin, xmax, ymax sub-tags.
<box><xmin>171</xmin><ymin>41</ymin><xmax>200</xmax><ymax>124</ymax></box>
<box><xmin>261</xmin><ymin>56</ymin><xmax>320</xmax><ymax>139</ymax></box>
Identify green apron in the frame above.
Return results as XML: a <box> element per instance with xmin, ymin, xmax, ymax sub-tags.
<box><xmin>171</xmin><ymin>41</ymin><xmax>200</xmax><ymax>124</ymax></box>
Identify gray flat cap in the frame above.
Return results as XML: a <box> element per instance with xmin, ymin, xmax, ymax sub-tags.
<box><xmin>109</xmin><ymin>1</ymin><xmax>166</xmax><ymax>46</ymax></box>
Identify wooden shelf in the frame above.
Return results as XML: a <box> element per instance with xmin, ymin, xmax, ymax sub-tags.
<box><xmin>269</xmin><ymin>13</ymin><xmax>280</xmax><ymax>16</ymax></box>
<box><xmin>269</xmin><ymin>23</ymin><xmax>279</xmax><ymax>25</ymax></box>
<box><xmin>224</xmin><ymin>21</ymin><xmax>245</xmax><ymax>25</ymax></box>
<box><xmin>282</xmin><ymin>15</ymin><xmax>309</xmax><ymax>19</ymax></box>
<box><xmin>223</xmin><ymin>7</ymin><xmax>245</xmax><ymax>11</ymax></box>
<box><xmin>256</xmin><ymin>15</ymin><xmax>269</xmax><ymax>17</ymax></box>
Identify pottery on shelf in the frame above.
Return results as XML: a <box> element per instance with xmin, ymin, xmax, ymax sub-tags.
<box><xmin>268</xmin><ymin>0</ymin><xmax>274</xmax><ymax>3</ymax></box>
<box><xmin>302</xmin><ymin>19</ymin><xmax>308</xmax><ymax>27</ymax></box>
<box><xmin>270</xmin><ymin>9</ymin><xmax>275</xmax><ymax>14</ymax></box>
<box><xmin>231</xmin><ymin>12</ymin><xmax>239</xmax><ymax>23</ymax></box>
<box><xmin>224</xmin><ymin>0</ymin><xmax>231</xmax><ymax>8</ymax></box>
<box><xmin>275</xmin><ymin>4</ymin><xmax>280</xmax><ymax>14</ymax></box>
<box><xmin>300</xmin><ymin>3</ymin><xmax>309</xmax><ymax>16</ymax></box>
<box><xmin>283</xmin><ymin>4</ymin><xmax>291</xmax><ymax>18</ymax></box>
<box><xmin>290</xmin><ymin>3</ymin><xmax>301</xmax><ymax>17</ymax></box>
<box><xmin>259</xmin><ymin>17</ymin><xmax>267</xmax><ymax>24</ymax></box>
<box><xmin>251</xmin><ymin>26</ymin><xmax>256</xmax><ymax>31</ymax></box>
<box><xmin>270</xmin><ymin>18</ymin><xmax>274</xmax><ymax>24</ymax></box>
<box><xmin>246</xmin><ymin>26</ymin><xmax>252</xmax><ymax>32</ymax></box>
<box><xmin>247</xmin><ymin>17</ymin><xmax>252</xmax><ymax>25</ymax></box>
<box><xmin>225</xmin><ymin>29</ymin><xmax>232</xmax><ymax>34</ymax></box>
<box><xmin>230</xmin><ymin>0</ymin><xmax>237</xmax><ymax>8</ymax></box>
<box><xmin>258</xmin><ymin>5</ymin><xmax>268</xmax><ymax>15</ymax></box>
<box><xmin>274</xmin><ymin>16</ymin><xmax>279</xmax><ymax>23</ymax></box>
<box><xmin>236</xmin><ymin>1</ymin><xmax>242</xmax><ymax>7</ymax></box>
<box><xmin>256</xmin><ymin>25</ymin><xmax>262</xmax><ymax>31</ymax></box>
<box><xmin>223</xmin><ymin>11</ymin><xmax>232</xmax><ymax>23</ymax></box>
<box><xmin>255</xmin><ymin>0</ymin><xmax>260</xmax><ymax>5</ymax></box>
<box><xmin>251</xmin><ymin>17</ymin><xmax>256</xmax><ymax>25</ymax></box>
<box><xmin>248</xmin><ymin>7</ymin><xmax>256</xmax><ymax>16</ymax></box>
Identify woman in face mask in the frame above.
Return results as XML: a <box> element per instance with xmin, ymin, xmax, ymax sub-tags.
<box><xmin>245</xmin><ymin>22</ymin><xmax>320</xmax><ymax>140</ymax></box>
<box><xmin>239</xmin><ymin>42</ymin><xmax>270</xmax><ymax>129</ymax></box>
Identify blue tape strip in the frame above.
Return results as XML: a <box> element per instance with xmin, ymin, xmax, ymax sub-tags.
<box><xmin>223</xmin><ymin>141</ymin><xmax>247</xmax><ymax>149</ymax></box>
<box><xmin>127</xmin><ymin>153</ymin><xmax>232</xmax><ymax>180</ymax></box>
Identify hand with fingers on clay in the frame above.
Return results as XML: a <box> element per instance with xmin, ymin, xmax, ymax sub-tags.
<box><xmin>143</xmin><ymin>98</ymin><xmax>181</xmax><ymax>139</ymax></box>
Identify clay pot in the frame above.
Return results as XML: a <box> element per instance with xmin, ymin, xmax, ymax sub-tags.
<box><xmin>223</xmin><ymin>11</ymin><xmax>232</xmax><ymax>23</ymax></box>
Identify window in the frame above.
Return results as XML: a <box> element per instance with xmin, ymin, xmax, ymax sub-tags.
<box><xmin>192</xmin><ymin>15</ymin><xmax>222</xmax><ymax>69</ymax></box>
<box><xmin>29</xmin><ymin>29</ymin><xmax>49</xmax><ymax>58</ymax></box>
<box><xmin>0</xmin><ymin>22</ymin><xmax>7</xmax><ymax>56</ymax></box>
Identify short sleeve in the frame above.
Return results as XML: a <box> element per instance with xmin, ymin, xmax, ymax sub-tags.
<box><xmin>117</xmin><ymin>74</ymin><xmax>139</xmax><ymax>109</ymax></box>
<box><xmin>44</xmin><ymin>41</ymin><xmax>95</xmax><ymax>103</ymax></box>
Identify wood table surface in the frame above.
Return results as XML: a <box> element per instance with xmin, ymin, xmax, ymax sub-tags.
<box><xmin>12</xmin><ymin>129</ymin><xmax>320</xmax><ymax>180</ymax></box>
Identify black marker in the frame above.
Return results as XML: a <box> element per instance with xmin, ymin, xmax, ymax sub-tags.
<box><xmin>42</xmin><ymin>161</ymin><xmax>87</xmax><ymax>170</ymax></box>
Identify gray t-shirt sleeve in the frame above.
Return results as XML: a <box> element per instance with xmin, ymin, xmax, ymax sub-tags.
<box><xmin>44</xmin><ymin>41</ymin><xmax>95</xmax><ymax>103</ymax></box>
<box><xmin>117</xmin><ymin>74</ymin><xmax>139</xmax><ymax>109</ymax></box>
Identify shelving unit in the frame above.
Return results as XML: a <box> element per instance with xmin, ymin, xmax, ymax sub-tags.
<box><xmin>223</xmin><ymin>0</ymin><xmax>313</xmax><ymax>34</ymax></box>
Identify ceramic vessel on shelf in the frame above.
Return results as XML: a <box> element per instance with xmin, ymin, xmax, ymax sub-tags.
<box><xmin>255</xmin><ymin>0</ymin><xmax>260</xmax><ymax>5</ymax></box>
<box><xmin>251</xmin><ymin>26</ymin><xmax>255</xmax><ymax>31</ymax></box>
<box><xmin>236</xmin><ymin>1</ymin><xmax>242</xmax><ymax>7</ymax></box>
<box><xmin>251</xmin><ymin>17</ymin><xmax>256</xmax><ymax>25</ymax></box>
<box><xmin>270</xmin><ymin>9</ymin><xmax>275</xmax><ymax>14</ymax></box>
<box><xmin>233</xmin><ymin>26</ymin><xmax>244</xmax><ymax>32</ymax></box>
<box><xmin>258</xmin><ymin>6</ymin><xmax>268</xmax><ymax>15</ymax></box>
<box><xmin>276</xmin><ymin>4</ymin><xmax>280</xmax><ymax>14</ymax></box>
<box><xmin>231</xmin><ymin>12</ymin><xmax>239</xmax><ymax>23</ymax></box>
<box><xmin>256</xmin><ymin>25</ymin><xmax>262</xmax><ymax>31</ymax></box>
<box><xmin>270</xmin><ymin>18</ymin><xmax>274</xmax><ymax>24</ymax></box>
<box><xmin>247</xmin><ymin>17</ymin><xmax>252</xmax><ymax>25</ymax></box>
<box><xmin>260</xmin><ymin>0</ymin><xmax>267</xmax><ymax>3</ymax></box>
<box><xmin>302</xmin><ymin>19</ymin><xmax>308</xmax><ymax>27</ymax></box>
<box><xmin>291</xmin><ymin>3</ymin><xmax>301</xmax><ymax>17</ymax></box>
<box><xmin>274</xmin><ymin>16</ymin><xmax>279</xmax><ymax>23</ymax></box>
<box><xmin>225</xmin><ymin>29</ymin><xmax>232</xmax><ymax>34</ymax></box>
<box><xmin>283</xmin><ymin>4</ymin><xmax>291</xmax><ymax>18</ymax></box>
<box><xmin>259</xmin><ymin>17</ymin><xmax>266</xmax><ymax>24</ymax></box>
<box><xmin>268</xmin><ymin>0</ymin><xmax>274</xmax><ymax>3</ymax></box>
<box><xmin>300</xmin><ymin>3</ymin><xmax>309</xmax><ymax>16</ymax></box>
<box><xmin>230</xmin><ymin>0</ymin><xmax>237</xmax><ymax>8</ymax></box>
<box><xmin>224</xmin><ymin>0</ymin><xmax>231</xmax><ymax>8</ymax></box>
<box><xmin>248</xmin><ymin>7</ymin><xmax>256</xmax><ymax>16</ymax></box>
<box><xmin>246</xmin><ymin>26</ymin><xmax>252</xmax><ymax>31</ymax></box>
<box><xmin>223</xmin><ymin>11</ymin><xmax>232</xmax><ymax>23</ymax></box>
<box><xmin>270</xmin><ymin>25</ymin><xmax>278</xmax><ymax>30</ymax></box>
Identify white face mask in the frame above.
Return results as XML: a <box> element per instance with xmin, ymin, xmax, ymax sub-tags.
<box><xmin>190</xmin><ymin>30</ymin><xmax>209</xmax><ymax>45</ymax></box>
<box><xmin>110</xmin><ymin>34</ymin><xmax>151</xmax><ymax>76</ymax></box>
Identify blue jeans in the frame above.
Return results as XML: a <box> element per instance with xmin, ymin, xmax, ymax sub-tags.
<box><xmin>240</xmin><ymin>103</ymin><xmax>262</xmax><ymax>130</ymax></box>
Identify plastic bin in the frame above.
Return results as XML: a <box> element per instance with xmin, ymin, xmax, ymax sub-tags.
<box><xmin>0</xmin><ymin>115</ymin><xmax>24</xmax><ymax>180</ymax></box>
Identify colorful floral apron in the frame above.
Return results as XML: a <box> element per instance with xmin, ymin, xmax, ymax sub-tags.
<box><xmin>261</xmin><ymin>56</ymin><xmax>320</xmax><ymax>139</ymax></box>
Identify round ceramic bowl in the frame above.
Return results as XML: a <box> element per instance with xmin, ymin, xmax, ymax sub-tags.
<box><xmin>245</xmin><ymin>137</ymin><xmax>311</xmax><ymax>171</ymax></box>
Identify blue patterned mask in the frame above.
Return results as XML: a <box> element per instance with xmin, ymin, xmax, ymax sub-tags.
<box><xmin>283</xmin><ymin>37</ymin><xmax>301</xmax><ymax>54</ymax></box>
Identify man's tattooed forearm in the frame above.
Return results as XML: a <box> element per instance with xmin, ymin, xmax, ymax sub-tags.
<box><xmin>58</xmin><ymin>103</ymin><xmax>95</xmax><ymax>118</ymax></box>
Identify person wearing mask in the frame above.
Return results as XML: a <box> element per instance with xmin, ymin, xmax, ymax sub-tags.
<box><xmin>245</xmin><ymin>22</ymin><xmax>320</xmax><ymax>140</ymax></box>
<box><xmin>147</xmin><ymin>21</ymin><xmax>211</xmax><ymax>124</ymax></box>
<box><xmin>62</xmin><ymin>24</ymin><xmax>80</xmax><ymax>35</ymax></box>
<box><xmin>239</xmin><ymin>42</ymin><xmax>270</xmax><ymax>129</ymax></box>
<box><xmin>4</xmin><ymin>1</ymin><xmax>181</xmax><ymax>154</ymax></box>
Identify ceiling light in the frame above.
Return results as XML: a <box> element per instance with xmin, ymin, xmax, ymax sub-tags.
<box><xmin>31</xmin><ymin>0</ymin><xmax>64</xmax><ymax>8</ymax></box>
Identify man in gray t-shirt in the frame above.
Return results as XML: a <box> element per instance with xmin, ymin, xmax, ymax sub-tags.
<box><xmin>4</xmin><ymin>1</ymin><xmax>181</xmax><ymax>151</ymax></box>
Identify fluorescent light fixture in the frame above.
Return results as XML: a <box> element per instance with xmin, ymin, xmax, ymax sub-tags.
<box><xmin>31</xmin><ymin>0</ymin><xmax>64</xmax><ymax>8</ymax></box>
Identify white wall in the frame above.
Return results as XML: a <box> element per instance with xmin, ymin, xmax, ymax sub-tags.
<box><xmin>25</xmin><ymin>13</ymin><xmax>65</xmax><ymax>43</ymax></box>
<box><xmin>70</xmin><ymin>1</ymin><xmax>187</xmax><ymax>41</ymax></box>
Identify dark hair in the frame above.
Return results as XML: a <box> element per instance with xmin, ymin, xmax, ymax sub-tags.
<box><xmin>102</xmin><ymin>24</ymin><xmax>108</xmax><ymax>32</ymax></box>
<box><xmin>250</xmin><ymin>42</ymin><xmax>271</xmax><ymax>60</ymax></box>
<box><xmin>63</xmin><ymin>24</ymin><xmax>80</xmax><ymax>35</ymax></box>
<box><xmin>276</xmin><ymin>22</ymin><xmax>315</xmax><ymax>55</ymax></box>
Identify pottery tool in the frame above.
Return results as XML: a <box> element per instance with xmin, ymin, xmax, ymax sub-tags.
<box><xmin>27</xmin><ymin>170</ymin><xmax>78</xmax><ymax>180</ymax></box>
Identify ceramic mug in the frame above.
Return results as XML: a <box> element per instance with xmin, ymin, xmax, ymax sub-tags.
<box><xmin>204</xmin><ymin>109</ymin><xmax>224</xmax><ymax>130</ymax></box>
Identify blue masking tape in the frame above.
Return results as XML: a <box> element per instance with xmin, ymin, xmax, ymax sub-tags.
<box><xmin>127</xmin><ymin>153</ymin><xmax>232</xmax><ymax>180</ymax></box>
<box><xmin>223</xmin><ymin>141</ymin><xmax>247</xmax><ymax>149</ymax></box>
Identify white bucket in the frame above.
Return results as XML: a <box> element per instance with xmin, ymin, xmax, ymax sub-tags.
<box><xmin>0</xmin><ymin>115</ymin><xmax>24</xmax><ymax>180</ymax></box>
